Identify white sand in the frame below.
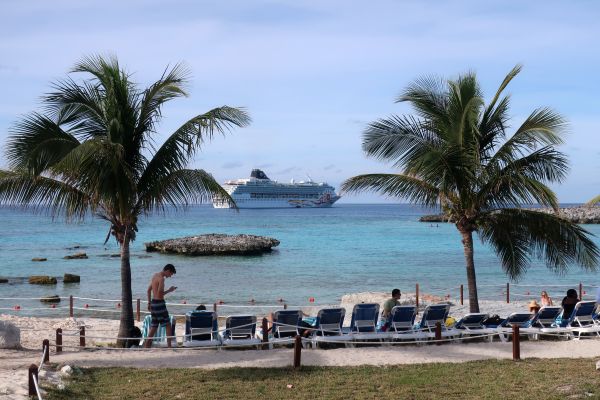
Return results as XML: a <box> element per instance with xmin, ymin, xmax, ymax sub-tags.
<box><xmin>1</xmin><ymin>294</ymin><xmax>598</xmax><ymax>399</ymax></box>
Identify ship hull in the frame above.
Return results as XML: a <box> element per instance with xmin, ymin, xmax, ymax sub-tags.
<box><xmin>213</xmin><ymin>196</ymin><xmax>341</xmax><ymax>209</ymax></box>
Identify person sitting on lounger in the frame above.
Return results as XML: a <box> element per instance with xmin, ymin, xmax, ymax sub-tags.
<box><xmin>561</xmin><ymin>288</ymin><xmax>580</xmax><ymax>319</ymax></box>
<box><xmin>380</xmin><ymin>288</ymin><xmax>401</xmax><ymax>331</ymax></box>
<box><xmin>196</xmin><ymin>304</ymin><xmax>207</xmax><ymax>311</ymax></box>
<box><xmin>144</xmin><ymin>264</ymin><xmax>177</xmax><ymax>348</ymax></box>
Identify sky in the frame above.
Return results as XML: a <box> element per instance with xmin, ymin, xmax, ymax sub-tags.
<box><xmin>0</xmin><ymin>0</ymin><xmax>599</xmax><ymax>203</ymax></box>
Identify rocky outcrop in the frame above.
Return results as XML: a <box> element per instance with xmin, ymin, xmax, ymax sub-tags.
<box><xmin>29</xmin><ymin>276</ymin><xmax>57</xmax><ymax>285</ymax></box>
<box><xmin>0</xmin><ymin>278</ymin><xmax>7</xmax><ymax>284</ymax></box>
<box><xmin>0</xmin><ymin>321</ymin><xmax>20</xmax><ymax>349</ymax></box>
<box><xmin>63</xmin><ymin>273</ymin><xmax>80</xmax><ymax>283</ymax></box>
<box><xmin>63</xmin><ymin>252</ymin><xmax>88</xmax><ymax>259</ymax></box>
<box><xmin>420</xmin><ymin>206</ymin><xmax>600</xmax><ymax>224</ymax></box>
<box><xmin>419</xmin><ymin>214</ymin><xmax>451</xmax><ymax>223</ymax></box>
<box><xmin>145</xmin><ymin>234</ymin><xmax>280</xmax><ymax>256</ymax></box>
<box><xmin>32</xmin><ymin>257</ymin><xmax>47</xmax><ymax>262</ymax></box>
<box><xmin>40</xmin><ymin>295</ymin><xmax>61</xmax><ymax>303</ymax></box>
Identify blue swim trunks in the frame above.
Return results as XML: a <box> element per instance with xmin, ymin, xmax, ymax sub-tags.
<box><xmin>150</xmin><ymin>299</ymin><xmax>170</xmax><ymax>327</ymax></box>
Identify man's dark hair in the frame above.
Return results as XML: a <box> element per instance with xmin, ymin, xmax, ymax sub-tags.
<box><xmin>566</xmin><ymin>288</ymin><xmax>577</xmax><ymax>298</ymax></box>
<box><xmin>196</xmin><ymin>304</ymin><xmax>206</xmax><ymax>311</ymax></box>
<box><xmin>392</xmin><ymin>288</ymin><xmax>401</xmax><ymax>297</ymax></box>
<box><xmin>163</xmin><ymin>264</ymin><xmax>176</xmax><ymax>274</ymax></box>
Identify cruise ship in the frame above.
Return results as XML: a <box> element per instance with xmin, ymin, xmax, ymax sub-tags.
<box><xmin>213</xmin><ymin>169</ymin><xmax>341</xmax><ymax>209</ymax></box>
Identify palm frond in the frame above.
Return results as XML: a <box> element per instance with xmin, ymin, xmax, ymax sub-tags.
<box><xmin>341</xmin><ymin>173</ymin><xmax>440</xmax><ymax>206</ymax></box>
<box><xmin>135</xmin><ymin>169</ymin><xmax>235</xmax><ymax>214</ymax></box>
<box><xmin>0</xmin><ymin>170</ymin><xmax>91</xmax><ymax>220</ymax></box>
<box><xmin>586</xmin><ymin>194</ymin><xmax>600</xmax><ymax>206</ymax></box>
<box><xmin>479</xmin><ymin>209</ymin><xmax>599</xmax><ymax>279</ymax></box>
<box><xmin>6</xmin><ymin>113</ymin><xmax>80</xmax><ymax>174</ymax></box>
<box><xmin>397</xmin><ymin>75</ymin><xmax>449</xmax><ymax>128</ymax></box>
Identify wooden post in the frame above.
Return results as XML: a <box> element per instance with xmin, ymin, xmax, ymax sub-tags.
<box><xmin>579</xmin><ymin>282</ymin><xmax>583</xmax><ymax>300</ymax></box>
<box><xmin>56</xmin><ymin>328</ymin><xmax>62</xmax><ymax>353</ymax></box>
<box><xmin>435</xmin><ymin>322</ymin><xmax>442</xmax><ymax>344</ymax></box>
<box><xmin>283</xmin><ymin>303</ymin><xmax>288</xmax><ymax>310</ymax></box>
<box><xmin>506</xmin><ymin>283</ymin><xmax>510</xmax><ymax>303</ymax></box>
<box><xmin>79</xmin><ymin>326</ymin><xmax>85</xmax><ymax>348</ymax></box>
<box><xmin>416</xmin><ymin>283</ymin><xmax>419</xmax><ymax>308</ymax></box>
<box><xmin>42</xmin><ymin>339</ymin><xmax>49</xmax><ymax>363</ymax></box>
<box><xmin>460</xmin><ymin>284</ymin><xmax>464</xmax><ymax>306</ymax></box>
<box><xmin>512</xmin><ymin>325</ymin><xmax>520</xmax><ymax>361</ymax></box>
<box><xmin>69</xmin><ymin>295</ymin><xmax>74</xmax><ymax>318</ymax></box>
<box><xmin>213</xmin><ymin>302</ymin><xmax>217</xmax><ymax>312</ymax></box>
<box><xmin>261</xmin><ymin>317</ymin><xmax>269</xmax><ymax>350</ymax></box>
<box><xmin>293</xmin><ymin>335</ymin><xmax>302</xmax><ymax>369</ymax></box>
<box><xmin>136</xmin><ymin>299</ymin><xmax>141</xmax><ymax>322</ymax></box>
<box><xmin>28</xmin><ymin>364</ymin><xmax>38</xmax><ymax>397</ymax></box>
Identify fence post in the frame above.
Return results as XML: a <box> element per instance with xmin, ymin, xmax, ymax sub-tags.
<box><xmin>136</xmin><ymin>299</ymin><xmax>141</xmax><ymax>322</ymax></box>
<box><xmin>213</xmin><ymin>302</ymin><xmax>217</xmax><ymax>312</ymax></box>
<box><xmin>416</xmin><ymin>283</ymin><xmax>419</xmax><ymax>308</ymax></box>
<box><xmin>79</xmin><ymin>326</ymin><xmax>85</xmax><ymax>348</ymax></box>
<box><xmin>293</xmin><ymin>335</ymin><xmax>302</xmax><ymax>369</ymax></box>
<box><xmin>460</xmin><ymin>284</ymin><xmax>464</xmax><ymax>306</ymax></box>
<box><xmin>56</xmin><ymin>328</ymin><xmax>62</xmax><ymax>353</ymax></box>
<box><xmin>579</xmin><ymin>282</ymin><xmax>583</xmax><ymax>300</ymax></box>
<box><xmin>512</xmin><ymin>325</ymin><xmax>520</xmax><ymax>360</ymax></box>
<box><xmin>506</xmin><ymin>283</ymin><xmax>510</xmax><ymax>303</ymax></box>
<box><xmin>42</xmin><ymin>339</ymin><xmax>49</xmax><ymax>363</ymax></box>
<box><xmin>283</xmin><ymin>303</ymin><xmax>288</xmax><ymax>310</ymax></box>
<box><xmin>261</xmin><ymin>318</ymin><xmax>269</xmax><ymax>350</ymax></box>
<box><xmin>28</xmin><ymin>364</ymin><xmax>38</xmax><ymax>397</ymax></box>
<box><xmin>69</xmin><ymin>295</ymin><xmax>74</xmax><ymax>318</ymax></box>
<box><xmin>435</xmin><ymin>322</ymin><xmax>442</xmax><ymax>344</ymax></box>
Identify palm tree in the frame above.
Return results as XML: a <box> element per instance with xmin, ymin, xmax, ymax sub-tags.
<box><xmin>342</xmin><ymin>65</ymin><xmax>598</xmax><ymax>312</ymax></box>
<box><xmin>0</xmin><ymin>55</ymin><xmax>250</xmax><ymax>345</ymax></box>
<box><xmin>587</xmin><ymin>195</ymin><xmax>600</xmax><ymax>205</ymax></box>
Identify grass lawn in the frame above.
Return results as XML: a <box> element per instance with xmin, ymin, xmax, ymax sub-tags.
<box><xmin>46</xmin><ymin>358</ymin><xmax>600</xmax><ymax>400</ymax></box>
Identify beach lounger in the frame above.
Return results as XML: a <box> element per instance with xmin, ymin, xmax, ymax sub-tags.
<box><xmin>388</xmin><ymin>305</ymin><xmax>420</xmax><ymax>341</ymax></box>
<box><xmin>497</xmin><ymin>313</ymin><xmax>533</xmax><ymax>342</ymax></box>
<box><xmin>561</xmin><ymin>301</ymin><xmax>600</xmax><ymax>339</ymax></box>
<box><xmin>310</xmin><ymin>307</ymin><xmax>350</xmax><ymax>348</ymax></box>
<box><xmin>263</xmin><ymin>310</ymin><xmax>303</xmax><ymax>348</ymax></box>
<box><xmin>222</xmin><ymin>315</ymin><xmax>261</xmax><ymax>347</ymax></box>
<box><xmin>141</xmin><ymin>314</ymin><xmax>177</xmax><ymax>347</ymax></box>
<box><xmin>183</xmin><ymin>311</ymin><xmax>221</xmax><ymax>347</ymax></box>
<box><xmin>348</xmin><ymin>303</ymin><xmax>387</xmax><ymax>342</ymax></box>
<box><xmin>415</xmin><ymin>303</ymin><xmax>459</xmax><ymax>340</ymax></box>
<box><xmin>454</xmin><ymin>313</ymin><xmax>495</xmax><ymax>342</ymax></box>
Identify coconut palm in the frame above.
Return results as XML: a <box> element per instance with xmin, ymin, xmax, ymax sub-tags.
<box><xmin>587</xmin><ymin>195</ymin><xmax>600</xmax><ymax>205</ymax></box>
<box><xmin>0</xmin><ymin>55</ymin><xmax>250</xmax><ymax>345</ymax></box>
<box><xmin>342</xmin><ymin>65</ymin><xmax>598</xmax><ymax>312</ymax></box>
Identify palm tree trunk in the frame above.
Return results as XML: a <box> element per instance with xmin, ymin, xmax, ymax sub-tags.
<box><xmin>460</xmin><ymin>230</ymin><xmax>480</xmax><ymax>313</ymax></box>
<box><xmin>117</xmin><ymin>231</ymin><xmax>134</xmax><ymax>347</ymax></box>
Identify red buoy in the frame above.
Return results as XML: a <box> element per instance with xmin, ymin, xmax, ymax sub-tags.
<box><xmin>14</xmin><ymin>305</ymin><xmax>20</xmax><ymax>310</ymax></box>
<box><xmin>84</xmin><ymin>304</ymin><xmax>89</xmax><ymax>308</ymax></box>
<box><xmin>51</xmin><ymin>304</ymin><xmax>56</xmax><ymax>308</ymax></box>
<box><xmin>218</xmin><ymin>300</ymin><xmax>225</xmax><ymax>305</ymax></box>
<box><xmin>249</xmin><ymin>298</ymin><xmax>255</xmax><ymax>304</ymax></box>
<box><xmin>117</xmin><ymin>303</ymin><xmax>121</xmax><ymax>308</ymax></box>
<box><xmin>309</xmin><ymin>297</ymin><xmax>315</xmax><ymax>303</ymax></box>
<box><xmin>182</xmin><ymin>300</ymin><xmax>187</xmax><ymax>304</ymax></box>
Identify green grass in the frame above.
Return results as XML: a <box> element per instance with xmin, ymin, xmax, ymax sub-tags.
<box><xmin>46</xmin><ymin>359</ymin><xmax>600</xmax><ymax>400</ymax></box>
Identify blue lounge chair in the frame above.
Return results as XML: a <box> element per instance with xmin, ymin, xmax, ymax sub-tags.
<box><xmin>348</xmin><ymin>303</ymin><xmax>387</xmax><ymax>342</ymax></box>
<box><xmin>454</xmin><ymin>313</ymin><xmax>495</xmax><ymax>342</ymax></box>
<box><xmin>388</xmin><ymin>305</ymin><xmax>419</xmax><ymax>341</ymax></box>
<box><xmin>518</xmin><ymin>306</ymin><xmax>562</xmax><ymax>340</ymax></box>
<box><xmin>415</xmin><ymin>304</ymin><xmax>458</xmax><ymax>340</ymax></box>
<box><xmin>497</xmin><ymin>313</ymin><xmax>532</xmax><ymax>342</ymax></box>
<box><xmin>183</xmin><ymin>311</ymin><xmax>221</xmax><ymax>347</ymax></box>
<box><xmin>310</xmin><ymin>308</ymin><xmax>350</xmax><ymax>348</ymax></box>
<box><xmin>141</xmin><ymin>314</ymin><xmax>177</xmax><ymax>347</ymax></box>
<box><xmin>561</xmin><ymin>301</ymin><xmax>600</xmax><ymax>339</ymax></box>
<box><xmin>272</xmin><ymin>310</ymin><xmax>303</xmax><ymax>339</ymax></box>
<box><xmin>222</xmin><ymin>315</ymin><xmax>261</xmax><ymax>347</ymax></box>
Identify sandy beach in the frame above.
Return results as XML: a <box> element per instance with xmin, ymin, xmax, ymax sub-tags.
<box><xmin>1</xmin><ymin>293</ymin><xmax>599</xmax><ymax>399</ymax></box>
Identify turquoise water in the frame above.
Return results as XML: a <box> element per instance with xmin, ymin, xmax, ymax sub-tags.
<box><xmin>1</xmin><ymin>204</ymin><xmax>599</xmax><ymax>312</ymax></box>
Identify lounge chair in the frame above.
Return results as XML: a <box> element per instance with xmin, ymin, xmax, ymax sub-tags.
<box><xmin>183</xmin><ymin>311</ymin><xmax>221</xmax><ymax>347</ymax></box>
<box><xmin>415</xmin><ymin>303</ymin><xmax>459</xmax><ymax>340</ymax></box>
<box><xmin>221</xmin><ymin>315</ymin><xmax>261</xmax><ymax>348</ymax></box>
<box><xmin>265</xmin><ymin>310</ymin><xmax>303</xmax><ymax>348</ymax></box>
<box><xmin>497</xmin><ymin>313</ymin><xmax>532</xmax><ymax>342</ymax></box>
<box><xmin>310</xmin><ymin>308</ymin><xmax>350</xmax><ymax>348</ymax></box>
<box><xmin>348</xmin><ymin>303</ymin><xmax>387</xmax><ymax>342</ymax></box>
<box><xmin>388</xmin><ymin>305</ymin><xmax>420</xmax><ymax>341</ymax></box>
<box><xmin>560</xmin><ymin>301</ymin><xmax>600</xmax><ymax>339</ymax></box>
<box><xmin>141</xmin><ymin>314</ymin><xmax>177</xmax><ymax>347</ymax></box>
<box><xmin>454</xmin><ymin>313</ymin><xmax>495</xmax><ymax>342</ymax></box>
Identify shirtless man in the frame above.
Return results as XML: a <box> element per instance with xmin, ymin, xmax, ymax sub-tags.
<box><xmin>144</xmin><ymin>264</ymin><xmax>177</xmax><ymax>348</ymax></box>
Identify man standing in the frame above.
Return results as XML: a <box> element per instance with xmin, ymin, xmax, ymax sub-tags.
<box><xmin>380</xmin><ymin>288</ymin><xmax>401</xmax><ymax>331</ymax></box>
<box><xmin>144</xmin><ymin>264</ymin><xmax>177</xmax><ymax>348</ymax></box>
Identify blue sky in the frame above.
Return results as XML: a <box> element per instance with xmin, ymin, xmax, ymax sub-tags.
<box><xmin>1</xmin><ymin>0</ymin><xmax>598</xmax><ymax>203</ymax></box>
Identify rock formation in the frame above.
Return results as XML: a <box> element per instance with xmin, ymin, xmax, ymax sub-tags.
<box><xmin>40</xmin><ymin>295</ymin><xmax>61</xmax><ymax>303</ymax></box>
<box><xmin>0</xmin><ymin>278</ymin><xmax>7</xmax><ymax>284</ymax></box>
<box><xmin>32</xmin><ymin>257</ymin><xmax>47</xmax><ymax>262</ymax></box>
<box><xmin>63</xmin><ymin>252</ymin><xmax>88</xmax><ymax>259</ymax></box>
<box><xmin>145</xmin><ymin>234</ymin><xmax>280</xmax><ymax>256</ymax></box>
<box><xmin>420</xmin><ymin>206</ymin><xmax>600</xmax><ymax>224</ymax></box>
<box><xmin>63</xmin><ymin>273</ymin><xmax>80</xmax><ymax>283</ymax></box>
<box><xmin>29</xmin><ymin>276</ymin><xmax>57</xmax><ymax>285</ymax></box>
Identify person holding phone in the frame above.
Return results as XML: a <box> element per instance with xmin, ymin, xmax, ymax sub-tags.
<box><xmin>144</xmin><ymin>264</ymin><xmax>177</xmax><ymax>348</ymax></box>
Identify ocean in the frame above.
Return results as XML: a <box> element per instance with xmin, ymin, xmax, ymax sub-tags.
<box><xmin>1</xmin><ymin>204</ymin><xmax>599</xmax><ymax>314</ymax></box>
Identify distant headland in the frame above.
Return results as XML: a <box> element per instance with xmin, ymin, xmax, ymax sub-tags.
<box><xmin>420</xmin><ymin>206</ymin><xmax>600</xmax><ymax>224</ymax></box>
